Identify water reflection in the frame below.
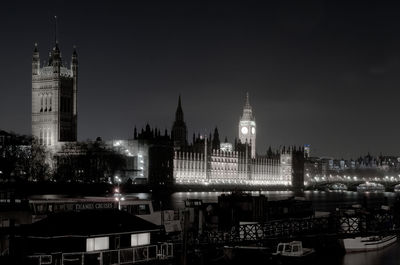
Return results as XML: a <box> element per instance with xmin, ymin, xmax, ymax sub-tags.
<box><xmin>167</xmin><ymin>190</ymin><xmax>398</xmax><ymax>211</ymax></box>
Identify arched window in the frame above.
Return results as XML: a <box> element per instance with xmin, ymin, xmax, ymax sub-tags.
<box><xmin>44</xmin><ymin>94</ymin><xmax>48</xmax><ymax>112</ymax></box>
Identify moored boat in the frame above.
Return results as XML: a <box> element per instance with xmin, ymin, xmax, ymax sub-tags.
<box><xmin>272</xmin><ymin>241</ymin><xmax>315</xmax><ymax>263</ymax></box>
<box><xmin>343</xmin><ymin>235</ymin><xmax>397</xmax><ymax>252</ymax></box>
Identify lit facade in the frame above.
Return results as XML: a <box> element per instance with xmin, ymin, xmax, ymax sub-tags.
<box><xmin>172</xmin><ymin>93</ymin><xmax>293</xmax><ymax>186</ymax></box>
<box><xmin>109</xmin><ymin>140</ymin><xmax>149</xmax><ymax>182</ymax></box>
<box><xmin>31</xmin><ymin>42</ymin><xmax>78</xmax><ymax>147</ymax></box>
<box><xmin>174</xmin><ymin>149</ymin><xmax>292</xmax><ymax>186</ymax></box>
<box><xmin>238</xmin><ymin>93</ymin><xmax>256</xmax><ymax>158</ymax></box>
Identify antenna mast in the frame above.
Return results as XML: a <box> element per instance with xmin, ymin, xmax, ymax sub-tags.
<box><xmin>54</xmin><ymin>15</ymin><xmax>58</xmax><ymax>45</ymax></box>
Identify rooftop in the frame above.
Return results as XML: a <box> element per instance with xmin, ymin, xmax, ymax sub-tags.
<box><xmin>19</xmin><ymin>209</ymin><xmax>159</xmax><ymax>238</ymax></box>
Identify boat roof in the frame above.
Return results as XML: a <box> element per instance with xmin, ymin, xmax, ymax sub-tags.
<box><xmin>17</xmin><ymin>209</ymin><xmax>159</xmax><ymax>238</ymax></box>
<box><xmin>27</xmin><ymin>195</ymin><xmax>143</xmax><ymax>204</ymax></box>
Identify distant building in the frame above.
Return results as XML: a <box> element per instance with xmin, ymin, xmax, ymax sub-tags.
<box><xmin>110</xmin><ymin>125</ymin><xmax>174</xmax><ymax>187</ymax></box>
<box><xmin>109</xmin><ymin>139</ymin><xmax>149</xmax><ymax>182</ymax></box>
<box><xmin>31</xmin><ymin>38</ymin><xmax>78</xmax><ymax>147</ymax></box>
<box><xmin>110</xmin><ymin>94</ymin><xmax>302</xmax><ymax>188</ymax></box>
<box><xmin>291</xmin><ymin>148</ymin><xmax>305</xmax><ymax>191</ymax></box>
<box><xmin>173</xmin><ymin>95</ymin><xmax>294</xmax><ymax>187</ymax></box>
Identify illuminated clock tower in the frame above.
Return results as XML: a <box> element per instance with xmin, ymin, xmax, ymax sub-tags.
<box><xmin>238</xmin><ymin>92</ymin><xmax>256</xmax><ymax>158</ymax></box>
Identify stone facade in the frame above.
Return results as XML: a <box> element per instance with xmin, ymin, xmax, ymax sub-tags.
<box><xmin>31</xmin><ymin>42</ymin><xmax>78</xmax><ymax>147</ymax></box>
<box><xmin>172</xmin><ymin>93</ymin><xmax>293</xmax><ymax>186</ymax></box>
<box><xmin>173</xmin><ymin>148</ymin><xmax>292</xmax><ymax>186</ymax></box>
<box><xmin>238</xmin><ymin>93</ymin><xmax>256</xmax><ymax>158</ymax></box>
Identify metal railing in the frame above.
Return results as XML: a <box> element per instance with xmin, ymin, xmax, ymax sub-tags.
<box><xmin>28</xmin><ymin>242</ymin><xmax>173</xmax><ymax>265</ymax></box>
<box><xmin>203</xmin><ymin>210</ymin><xmax>399</xmax><ymax>244</ymax></box>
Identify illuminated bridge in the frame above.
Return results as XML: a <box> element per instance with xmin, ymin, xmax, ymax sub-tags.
<box><xmin>307</xmin><ymin>179</ymin><xmax>400</xmax><ymax>191</ymax></box>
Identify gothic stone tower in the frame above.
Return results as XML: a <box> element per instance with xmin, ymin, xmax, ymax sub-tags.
<box><xmin>31</xmin><ymin>41</ymin><xmax>78</xmax><ymax>147</ymax></box>
<box><xmin>238</xmin><ymin>93</ymin><xmax>256</xmax><ymax>158</ymax></box>
<box><xmin>172</xmin><ymin>95</ymin><xmax>187</xmax><ymax>149</ymax></box>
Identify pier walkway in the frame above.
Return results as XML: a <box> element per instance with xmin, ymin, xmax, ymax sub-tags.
<box><xmin>202</xmin><ymin>209</ymin><xmax>400</xmax><ymax>245</ymax></box>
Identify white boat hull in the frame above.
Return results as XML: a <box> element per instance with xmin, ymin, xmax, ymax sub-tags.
<box><xmin>343</xmin><ymin>235</ymin><xmax>397</xmax><ymax>252</ymax></box>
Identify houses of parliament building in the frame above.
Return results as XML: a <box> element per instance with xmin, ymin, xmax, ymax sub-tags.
<box><xmin>30</xmin><ymin>32</ymin><xmax>301</xmax><ymax>188</ymax></box>
<box><xmin>171</xmin><ymin>94</ymin><xmax>295</xmax><ymax>187</ymax></box>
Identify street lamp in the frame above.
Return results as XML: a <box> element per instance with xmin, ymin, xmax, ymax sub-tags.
<box><xmin>114</xmin><ymin>176</ymin><xmax>123</xmax><ymax>209</ymax></box>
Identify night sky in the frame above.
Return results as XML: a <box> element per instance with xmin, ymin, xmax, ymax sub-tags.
<box><xmin>1</xmin><ymin>0</ymin><xmax>400</xmax><ymax>158</ymax></box>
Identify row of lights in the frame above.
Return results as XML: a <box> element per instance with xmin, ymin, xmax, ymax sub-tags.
<box><xmin>175</xmin><ymin>179</ymin><xmax>291</xmax><ymax>186</ymax></box>
<box><xmin>306</xmin><ymin>174</ymin><xmax>400</xmax><ymax>184</ymax></box>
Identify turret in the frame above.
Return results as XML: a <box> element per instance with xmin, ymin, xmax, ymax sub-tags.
<box><xmin>175</xmin><ymin>95</ymin><xmax>184</xmax><ymax>122</ymax></box>
<box><xmin>48</xmin><ymin>42</ymin><xmax>62</xmax><ymax>74</ymax></box>
<box><xmin>172</xmin><ymin>95</ymin><xmax>188</xmax><ymax>149</ymax></box>
<box><xmin>71</xmin><ymin>46</ymin><xmax>78</xmax><ymax>77</ymax></box>
<box><xmin>71</xmin><ymin>46</ymin><xmax>78</xmax><ymax>140</ymax></box>
<box><xmin>32</xmin><ymin>43</ymin><xmax>40</xmax><ymax>76</ymax></box>
<box><xmin>212</xmin><ymin>127</ymin><xmax>220</xmax><ymax>150</ymax></box>
<box><xmin>32</xmin><ymin>17</ymin><xmax>79</xmax><ymax>146</ymax></box>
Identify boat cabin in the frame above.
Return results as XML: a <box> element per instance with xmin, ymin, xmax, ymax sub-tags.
<box><xmin>275</xmin><ymin>241</ymin><xmax>305</xmax><ymax>257</ymax></box>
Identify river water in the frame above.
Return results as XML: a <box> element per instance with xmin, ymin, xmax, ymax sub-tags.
<box><xmin>166</xmin><ymin>190</ymin><xmax>399</xmax><ymax>210</ymax></box>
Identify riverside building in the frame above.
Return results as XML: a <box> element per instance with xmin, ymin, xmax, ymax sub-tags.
<box><xmin>172</xmin><ymin>94</ymin><xmax>294</xmax><ymax>187</ymax></box>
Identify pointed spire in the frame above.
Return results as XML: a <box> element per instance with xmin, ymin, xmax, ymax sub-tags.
<box><xmin>54</xmin><ymin>15</ymin><xmax>58</xmax><ymax>46</ymax></box>
<box><xmin>240</xmin><ymin>92</ymin><xmax>254</xmax><ymax>120</ymax></box>
<box><xmin>245</xmin><ymin>92</ymin><xmax>250</xmax><ymax>108</ymax></box>
<box><xmin>32</xmin><ymin>43</ymin><xmax>40</xmax><ymax>76</ymax></box>
<box><xmin>72</xmin><ymin>45</ymin><xmax>78</xmax><ymax>69</ymax></box>
<box><xmin>175</xmin><ymin>94</ymin><xmax>184</xmax><ymax>122</ymax></box>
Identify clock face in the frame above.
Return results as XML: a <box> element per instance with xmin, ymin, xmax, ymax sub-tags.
<box><xmin>251</xmin><ymin>127</ymin><xmax>255</xmax><ymax>134</ymax></box>
<box><xmin>241</xmin><ymin>126</ymin><xmax>248</xmax><ymax>134</ymax></box>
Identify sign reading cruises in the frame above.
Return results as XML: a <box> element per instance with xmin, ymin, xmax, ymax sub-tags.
<box><xmin>74</xmin><ymin>202</ymin><xmax>115</xmax><ymax>211</ymax></box>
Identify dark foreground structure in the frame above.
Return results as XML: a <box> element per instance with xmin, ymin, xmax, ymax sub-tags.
<box><xmin>10</xmin><ymin>210</ymin><xmax>174</xmax><ymax>265</ymax></box>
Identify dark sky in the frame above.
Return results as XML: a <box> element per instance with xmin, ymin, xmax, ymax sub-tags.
<box><xmin>1</xmin><ymin>0</ymin><xmax>400</xmax><ymax>159</ymax></box>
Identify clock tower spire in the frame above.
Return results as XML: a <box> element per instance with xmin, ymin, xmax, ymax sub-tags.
<box><xmin>238</xmin><ymin>92</ymin><xmax>256</xmax><ymax>158</ymax></box>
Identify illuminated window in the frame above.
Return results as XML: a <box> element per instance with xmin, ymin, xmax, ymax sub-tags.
<box><xmin>86</xmin><ymin>236</ymin><xmax>109</xmax><ymax>252</ymax></box>
<box><xmin>131</xmin><ymin>232</ymin><xmax>150</xmax><ymax>246</ymax></box>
